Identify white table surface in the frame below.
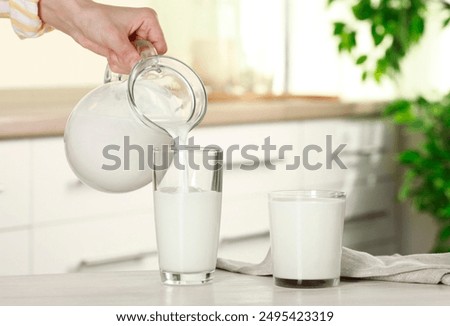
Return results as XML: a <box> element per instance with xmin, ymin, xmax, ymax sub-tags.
<box><xmin>0</xmin><ymin>270</ymin><xmax>448</xmax><ymax>306</ymax></box>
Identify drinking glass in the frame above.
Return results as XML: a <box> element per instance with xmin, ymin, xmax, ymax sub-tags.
<box><xmin>152</xmin><ymin>146</ymin><xmax>223</xmax><ymax>285</ymax></box>
<box><xmin>269</xmin><ymin>190</ymin><xmax>346</xmax><ymax>288</ymax></box>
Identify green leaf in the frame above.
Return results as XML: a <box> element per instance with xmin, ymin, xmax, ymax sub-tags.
<box><xmin>374</xmin><ymin>69</ymin><xmax>383</xmax><ymax>83</ymax></box>
<box><xmin>409</xmin><ymin>119</ymin><xmax>425</xmax><ymax>130</ymax></box>
<box><xmin>399</xmin><ymin>150</ymin><xmax>421</xmax><ymax>164</ymax></box>
<box><xmin>417</xmin><ymin>96</ymin><xmax>429</xmax><ymax>107</ymax></box>
<box><xmin>356</xmin><ymin>55</ymin><xmax>368</xmax><ymax>65</ymax></box>
<box><xmin>410</xmin><ymin>15</ymin><xmax>425</xmax><ymax>43</ymax></box>
<box><xmin>433</xmin><ymin>178</ymin><xmax>445</xmax><ymax>190</ymax></box>
<box><xmin>385</xmin><ymin>20</ymin><xmax>398</xmax><ymax>35</ymax></box>
<box><xmin>384</xmin><ymin>100</ymin><xmax>412</xmax><ymax>116</ymax></box>
<box><xmin>443</xmin><ymin>17</ymin><xmax>450</xmax><ymax>28</ymax></box>
<box><xmin>349</xmin><ymin>31</ymin><xmax>357</xmax><ymax>48</ymax></box>
<box><xmin>385</xmin><ymin>47</ymin><xmax>401</xmax><ymax>72</ymax></box>
<box><xmin>441</xmin><ymin>206</ymin><xmax>450</xmax><ymax>218</ymax></box>
<box><xmin>361</xmin><ymin>71</ymin><xmax>368</xmax><ymax>81</ymax></box>
<box><xmin>338</xmin><ymin>31</ymin><xmax>357</xmax><ymax>53</ymax></box>
<box><xmin>333</xmin><ymin>22</ymin><xmax>346</xmax><ymax>35</ymax></box>
<box><xmin>394</xmin><ymin>110</ymin><xmax>416</xmax><ymax>124</ymax></box>
<box><xmin>438</xmin><ymin>224</ymin><xmax>450</xmax><ymax>242</ymax></box>
<box><xmin>373</xmin><ymin>57</ymin><xmax>390</xmax><ymax>82</ymax></box>
<box><xmin>384</xmin><ymin>99</ymin><xmax>417</xmax><ymax>124</ymax></box>
<box><xmin>399</xmin><ymin>169</ymin><xmax>416</xmax><ymax>201</ymax></box>
<box><xmin>398</xmin><ymin>183</ymin><xmax>410</xmax><ymax>201</ymax></box>
<box><xmin>352</xmin><ymin>0</ymin><xmax>373</xmax><ymax>20</ymax></box>
<box><xmin>445</xmin><ymin>187</ymin><xmax>450</xmax><ymax>200</ymax></box>
<box><xmin>371</xmin><ymin>24</ymin><xmax>385</xmax><ymax>46</ymax></box>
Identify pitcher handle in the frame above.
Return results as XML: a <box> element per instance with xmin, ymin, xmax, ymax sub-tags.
<box><xmin>104</xmin><ymin>39</ymin><xmax>158</xmax><ymax>84</ymax></box>
<box><xmin>133</xmin><ymin>39</ymin><xmax>158</xmax><ymax>59</ymax></box>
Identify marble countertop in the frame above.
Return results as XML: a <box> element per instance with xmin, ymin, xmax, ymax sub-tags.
<box><xmin>0</xmin><ymin>270</ymin><xmax>448</xmax><ymax>306</ymax></box>
<box><xmin>0</xmin><ymin>88</ymin><xmax>385</xmax><ymax>140</ymax></box>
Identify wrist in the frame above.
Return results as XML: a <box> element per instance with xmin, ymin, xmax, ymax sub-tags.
<box><xmin>38</xmin><ymin>0</ymin><xmax>93</xmax><ymax>33</ymax></box>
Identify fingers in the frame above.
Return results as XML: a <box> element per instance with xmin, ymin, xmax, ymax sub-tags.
<box><xmin>145</xmin><ymin>11</ymin><xmax>167</xmax><ymax>54</ymax></box>
<box><xmin>133</xmin><ymin>8</ymin><xmax>168</xmax><ymax>55</ymax></box>
<box><xmin>105</xmin><ymin>7</ymin><xmax>167</xmax><ymax>73</ymax></box>
<box><xmin>72</xmin><ymin>5</ymin><xmax>168</xmax><ymax>74</ymax></box>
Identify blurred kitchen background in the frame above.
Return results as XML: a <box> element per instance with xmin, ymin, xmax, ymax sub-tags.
<box><xmin>0</xmin><ymin>0</ymin><xmax>449</xmax><ymax>276</ymax></box>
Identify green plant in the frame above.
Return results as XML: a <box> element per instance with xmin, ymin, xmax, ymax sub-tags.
<box><xmin>328</xmin><ymin>0</ymin><xmax>450</xmax><ymax>82</ymax></box>
<box><xmin>384</xmin><ymin>93</ymin><xmax>450</xmax><ymax>252</ymax></box>
<box><xmin>328</xmin><ymin>0</ymin><xmax>450</xmax><ymax>252</ymax></box>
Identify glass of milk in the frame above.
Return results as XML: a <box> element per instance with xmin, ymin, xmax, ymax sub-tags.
<box><xmin>269</xmin><ymin>190</ymin><xmax>346</xmax><ymax>288</ymax></box>
<box><xmin>152</xmin><ymin>145</ymin><xmax>223</xmax><ymax>285</ymax></box>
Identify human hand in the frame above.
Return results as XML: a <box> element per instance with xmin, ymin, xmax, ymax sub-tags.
<box><xmin>39</xmin><ymin>0</ymin><xmax>167</xmax><ymax>74</ymax></box>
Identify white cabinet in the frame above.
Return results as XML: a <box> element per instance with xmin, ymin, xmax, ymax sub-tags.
<box><xmin>0</xmin><ymin>137</ymin><xmax>159</xmax><ymax>276</ymax></box>
<box><xmin>0</xmin><ymin>140</ymin><xmax>31</xmax><ymax>276</ymax></box>
<box><xmin>33</xmin><ymin>213</ymin><xmax>156</xmax><ymax>274</ymax></box>
<box><xmin>0</xmin><ymin>117</ymin><xmax>400</xmax><ymax>276</ymax></box>
<box><xmin>0</xmin><ymin>229</ymin><xmax>30</xmax><ymax>275</ymax></box>
<box><xmin>0</xmin><ymin>140</ymin><xmax>31</xmax><ymax>229</ymax></box>
<box><xmin>31</xmin><ymin>138</ymin><xmax>153</xmax><ymax>224</ymax></box>
<box><xmin>30</xmin><ymin>137</ymin><xmax>159</xmax><ymax>274</ymax></box>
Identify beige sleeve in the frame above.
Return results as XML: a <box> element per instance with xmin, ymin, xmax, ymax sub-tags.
<box><xmin>0</xmin><ymin>0</ymin><xmax>53</xmax><ymax>38</ymax></box>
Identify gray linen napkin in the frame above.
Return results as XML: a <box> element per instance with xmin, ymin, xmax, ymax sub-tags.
<box><xmin>217</xmin><ymin>247</ymin><xmax>450</xmax><ymax>285</ymax></box>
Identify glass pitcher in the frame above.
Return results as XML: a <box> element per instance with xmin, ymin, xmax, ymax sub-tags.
<box><xmin>64</xmin><ymin>40</ymin><xmax>207</xmax><ymax>193</ymax></box>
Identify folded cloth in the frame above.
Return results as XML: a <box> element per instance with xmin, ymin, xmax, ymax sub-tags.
<box><xmin>217</xmin><ymin>247</ymin><xmax>450</xmax><ymax>285</ymax></box>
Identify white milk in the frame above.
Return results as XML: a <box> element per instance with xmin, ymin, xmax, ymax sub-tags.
<box><xmin>269</xmin><ymin>197</ymin><xmax>345</xmax><ymax>280</ymax></box>
<box><xmin>154</xmin><ymin>187</ymin><xmax>222</xmax><ymax>273</ymax></box>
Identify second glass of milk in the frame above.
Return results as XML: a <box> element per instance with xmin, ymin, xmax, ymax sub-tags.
<box><xmin>152</xmin><ymin>146</ymin><xmax>223</xmax><ymax>285</ymax></box>
<box><xmin>269</xmin><ymin>190</ymin><xmax>346</xmax><ymax>288</ymax></box>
